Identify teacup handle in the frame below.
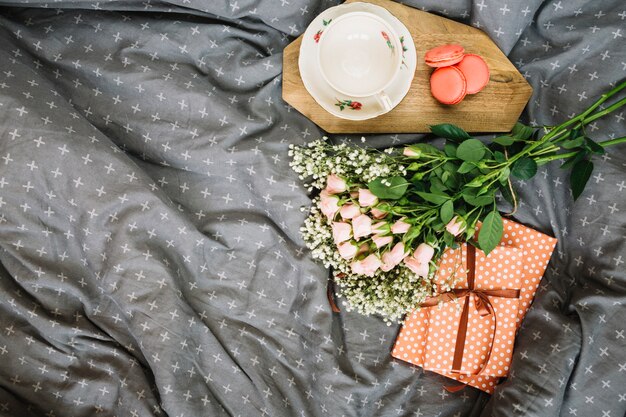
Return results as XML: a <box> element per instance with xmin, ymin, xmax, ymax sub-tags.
<box><xmin>375</xmin><ymin>91</ymin><xmax>393</xmax><ymax>112</ymax></box>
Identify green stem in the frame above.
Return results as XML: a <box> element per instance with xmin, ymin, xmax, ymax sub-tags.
<box><xmin>599</xmin><ymin>135</ymin><xmax>626</xmax><ymax>147</ymax></box>
<box><xmin>534</xmin><ymin>151</ymin><xmax>577</xmax><ymax>164</ymax></box>
<box><xmin>543</xmin><ymin>80</ymin><xmax>626</xmax><ymax>140</ymax></box>
<box><xmin>534</xmin><ymin>136</ymin><xmax>626</xmax><ymax>163</ymax></box>
<box><xmin>506</xmin><ymin>80</ymin><xmax>626</xmax><ymax>166</ymax></box>
<box><xmin>529</xmin><ymin>144</ymin><xmax>560</xmax><ymax>157</ymax></box>
<box><xmin>575</xmin><ymin>80</ymin><xmax>626</xmax><ymax>124</ymax></box>
<box><xmin>580</xmin><ymin>96</ymin><xmax>626</xmax><ymax>126</ymax></box>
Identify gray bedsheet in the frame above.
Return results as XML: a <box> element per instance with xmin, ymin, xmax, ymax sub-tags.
<box><xmin>0</xmin><ymin>1</ymin><xmax>624</xmax><ymax>416</ymax></box>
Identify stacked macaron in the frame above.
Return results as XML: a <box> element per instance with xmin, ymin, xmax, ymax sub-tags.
<box><xmin>425</xmin><ymin>44</ymin><xmax>490</xmax><ymax>105</ymax></box>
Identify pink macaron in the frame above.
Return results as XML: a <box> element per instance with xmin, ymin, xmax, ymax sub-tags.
<box><xmin>430</xmin><ymin>66</ymin><xmax>467</xmax><ymax>105</ymax></box>
<box><xmin>455</xmin><ymin>53</ymin><xmax>490</xmax><ymax>94</ymax></box>
<box><xmin>424</xmin><ymin>44</ymin><xmax>465</xmax><ymax>67</ymax></box>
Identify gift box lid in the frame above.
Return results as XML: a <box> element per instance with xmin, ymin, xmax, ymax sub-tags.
<box><xmin>422</xmin><ymin>244</ymin><xmax>524</xmax><ymax>376</ymax></box>
<box><xmin>392</xmin><ymin>218</ymin><xmax>557</xmax><ymax>393</ymax></box>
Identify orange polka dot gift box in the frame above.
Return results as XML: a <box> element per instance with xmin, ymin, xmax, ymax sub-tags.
<box><xmin>392</xmin><ymin>219</ymin><xmax>557</xmax><ymax>394</ymax></box>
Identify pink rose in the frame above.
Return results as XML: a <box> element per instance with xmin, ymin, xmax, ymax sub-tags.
<box><xmin>404</xmin><ymin>256</ymin><xmax>430</xmax><ymax>277</ymax></box>
<box><xmin>326</xmin><ymin>174</ymin><xmax>347</xmax><ymax>194</ymax></box>
<box><xmin>331</xmin><ymin>222</ymin><xmax>352</xmax><ymax>244</ymax></box>
<box><xmin>352</xmin><ymin>214</ymin><xmax>372</xmax><ymax>240</ymax></box>
<box><xmin>319</xmin><ymin>190</ymin><xmax>340</xmax><ymax>219</ymax></box>
<box><xmin>358</xmin><ymin>189</ymin><xmax>378</xmax><ymax>207</ymax></box>
<box><xmin>337</xmin><ymin>241</ymin><xmax>358</xmax><ymax>260</ymax></box>
<box><xmin>372</xmin><ymin>235</ymin><xmax>393</xmax><ymax>249</ymax></box>
<box><xmin>445</xmin><ymin>216</ymin><xmax>465</xmax><ymax>236</ymax></box>
<box><xmin>403</xmin><ymin>147</ymin><xmax>419</xmax><ymax>157</ymax></box>
<box><xmin>381</xmin><ymin>242</ymin><xmax>408</xmax><ymax>272</ymax></box>
<box><xmin>339</xmin><ymin>203</ymin><xmax>361</xmax><ymax>219</ymax></box>
<box><xmin>391</xmin><ymin>217</ymin><xmax>411</xmax><ymax>234</ymax></box>
<box><xmin>370</xmin><ymin>207</ymin><xmax>387</xmax><ymax>219</ymax></box>
<box><xmin>413</xmin><ymin>243</ymin><xmax>434</xmax><ymax>264</ymax></box>
<box><xmin>371</xmin><ymin>221</ymin><xmax>390</xmax><ymax>235</ymax></box>
<box><xmin>351</xmin><ymin>254</ymin><xmax>382</xmax><ymax>277</ymax></box>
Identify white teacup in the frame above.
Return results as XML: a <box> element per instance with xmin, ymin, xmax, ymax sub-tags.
<box><xmin>317</xmin><ymin>11</ymin><xmax>402</xmax><ymax>112</ymax></box>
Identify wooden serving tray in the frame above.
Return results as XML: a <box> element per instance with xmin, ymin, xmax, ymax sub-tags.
<box><xmin>282</xmin><ymin>0</ymin><xmax>532</xmax><ymax>133</ymax></box>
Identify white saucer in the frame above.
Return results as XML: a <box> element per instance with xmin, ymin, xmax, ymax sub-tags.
<box><xmin>298</xmin><ymin>2</ymin><xmax>417</xmax><ymax>121</ymax></box>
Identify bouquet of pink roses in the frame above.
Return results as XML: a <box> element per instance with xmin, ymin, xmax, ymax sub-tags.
<box><xmin>290</xmin><ymin>80</ymin><xmax>626</xmax><ymax>322</ymax></box>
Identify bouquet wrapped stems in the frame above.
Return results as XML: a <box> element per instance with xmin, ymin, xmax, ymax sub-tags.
<box><xmin>290</xmin><ymin>79</ymin><xmax>626</xmax><ymax>322</ymax></box>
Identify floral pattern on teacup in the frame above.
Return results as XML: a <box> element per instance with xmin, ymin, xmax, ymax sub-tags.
<box><xmin>381</xmin><ymin>31</ymin><xmax>395</xmax><ymax>53</ymax></box>
<box><xmin>313</xmin><ymin>19</ymin><xmax>332</xmax><ymax>43</ymax></box>
<box><xmin>335</xmin><ymin>98</ymin><xmax>362</xmax><ymax>111</ymax></box>
<box><xmin>400</xmin><ymin>35</ymin><xmax>408</xmax><ymax>68</ymax></box>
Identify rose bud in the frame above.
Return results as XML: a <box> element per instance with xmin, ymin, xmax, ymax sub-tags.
<box><xmin>370</xmin><ymin>207</ymin><xmax>388</xmax><ymax>219</ymax></box>
<box><xmin>404</xmin><ymin>257</ymin><xmax>430</xmax><ymax>277</ymax></box>
<box><xmin>380</xmin><ymin>242</ymin><xmax>409</xmax><ymax>272</ymax></box>
<box><xmin>326</xmin><ymin>174</ymin><xmax>347</xmax><ymax>194</ymax></box>
<box><xmin>340</xmin><ymin>203</ymin><xmax>361</xmax><ymax>219</ymax></box>
<box><xmin>413</xmin><ymin>243</ymin><xmax>435</xmax><ymax>264</ymax></box>
<box><xmin>331</xmin><ymin>222</ymin><xmax>352</xmax><ymax>244</ymax></box>
<box><xmin>337</xmin><ymin>241</ymin><xmax>358</xmax><ymax>260</ymax></box>
<box><xmin>391</xmin><ymin>217</ymin><xmax>411</xmax><ymax>234</ymax></box>
<box><xmin>352</xmin><ymin>214</ymin><xmax>372</xmax><ymax>240</ymax></box>
<box><xmin>445</xmin><ymin>216</ymin><xmax>466</xmax><ymax>236</ymax></box>
<box><xmin>372</xmin><ymin>235</ymin><xmax>393</xmax><ymax>249</ymax></box>
<box><xmin>358</xmin><ymin>189</ymin><xmax>378</xmax><ymax>207</ymax></box>
<box><xmin>319</xmin><ymin>189</ymin><xmax>340</xmax><ymax>219</ymax></box>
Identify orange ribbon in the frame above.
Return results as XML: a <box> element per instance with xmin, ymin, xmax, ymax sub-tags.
<box><xmin>420</xmin><ymin>245</ymin><xmax>520</xmax><ymax>376</ymax></box>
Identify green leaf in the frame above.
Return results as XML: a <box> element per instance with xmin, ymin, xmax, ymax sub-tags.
<box><xmin>507</xmin><ymin>141</ymin><xmax>526</xmax><ymax>157</ymax></box>
<box><xmin>560</xmin><ymin>150</ymin><xmax>587</xmax><ymax>170</ymax></box>
<box><xmin>443</xmin><ymin>230</ymin><xmax>456</xmax><ymax>248</ymax></box>
<box><xmin>403</xmin><ymin>225</ymin><xmax>422</xmax><ymax>242</ymax></box>
<box><xmin>430</xmin><ymin>124</ymin><xmax>471</xmax><ymax>142</ymax></box>
<box><xmin>493</xmin><ymin>136</ymin><xmax>516</xmax><ymax>146</ymax></box>
<box><xmin>511</xmin><ymin>157</ymin><xmax>537</xmax><ymax>180</ymax></box>
<box><xmin>493</xmin><ymin>151</ymin><xmax>507</xmax><ymax>163</ymax></box>
<box><xmin>584</xmin><ymin>137</ymin><xmax>605</xmax><ymax>155</ymax></box>
<box><xmin>444</xmin><ymin>143</ymin><xmax>458</xmax><ymax>157</ymax></box>
<box><xmin>368</xmin><ymin>176</ymin><xmax>409</xmax><ymax>200</ymax></box>
<box><xmin>456</xmin><ymin>139</ymin><xmax>486</xmax><ymax>162</ymax></box>
<box><xmin>430</xmin><ymin>219</ymin><xmax>444</xmax><ymax>232</ymax></box>
<box><xmin>465</xmin><ymin>176</ymin><xmax>485</xmax><ymax>187</ymax></box>
<box><xmin>440</xmin><ymin>200</ymin><xmax>454</xmax><ymax>223</ymax></box>
<box><xmin>444</xmin><ymin>172</ymin><xmax>459</xmax><ymax>189</ymax></box>
<box><xmin>461</xmin><ymin>187</ymin><xmax>479</xmax><ymax>197</ymax></box>
<box><xmin>458</xmin><ymin>161</ymin><xmax>475</xmax><ymax>174</ymax></box>
<box><xmin>478</xmin><ymin>210</ymin><xmax>503</xmax><ymax>256</ymax></box>
<box><xmin>443</xmin><ymin>161</ymin><xmax>459</xmax><ymax>174</ymax></box>
<box><xmin>500</xmin><ymin>183</ymin><xmax>517</xmax><ymax>207</ymax></box>
<box><xmin>499</xmin><ymin>166</ymin><xmax>511</xmax><ymax>184</ymax></box>
<box><xmin>477</xmin><ymin>185</ymin><xmax>493</xmax><ymax>196</ymax></box>
<box><xmin>417</xmin><ymin>192</ymin><xmax>449</xmax><ymax>205</ymax></box>
<box><xmin>463</xmin><ymin>193</ymin><xmax>495</xmax><ymax>206</ymax></box>
<box><xmin>570</xmin><ymin>159</ymin><xmax>593</xmax><ymax>200</ymax></box>
<box><xmin>430</xmin><ymin>178</ymin><xmax>448</xmax><ymax>193</ymax></box>
<box><xmin>511</xmin><ymin>123</ymin><xmax>534</xmax><ymax>140</ymax></box>
<box><xmin>561</xmin><ymin>136</ymin><xmax>585</xmax><ymax>149</ymax></box>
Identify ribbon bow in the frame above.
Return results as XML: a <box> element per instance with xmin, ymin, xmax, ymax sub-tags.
<box><xmin>420</xmin><ymin>244</ymin><xmax>520</xmax><ymax>376</ymax></box>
